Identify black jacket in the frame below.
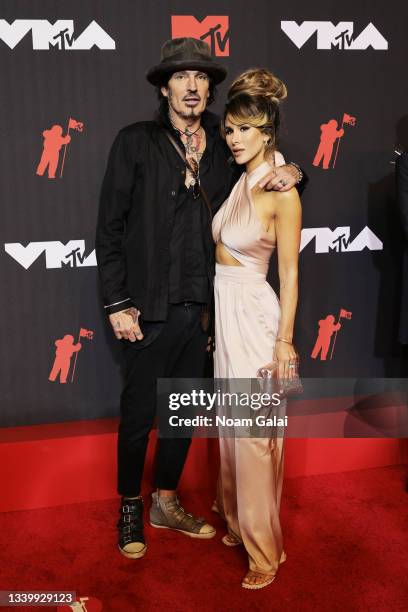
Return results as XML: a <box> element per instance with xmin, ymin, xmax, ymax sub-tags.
<box><xmin>96</xmin><ymin>111</ymin><xmax>237</xmax><ymax>320</ymax></box>
<box><xmin>396</xmin><ymin>152</ymin><xmax>408</xmax><ymax>343</ymax></box>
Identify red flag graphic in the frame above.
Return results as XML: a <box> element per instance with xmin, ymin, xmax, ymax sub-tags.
<box><xmin>339</xmin><ymin>309</ymin><xmax>352</xmax><ymax>319</ymax></box>
<box><xmin>68</xmin><ymin>118</ymin><xmax>84</xmax><ymax>132</ymax></box>
<box><xmin>79</xmin><ymin>328</ymin><xmax>94</xmax><ymax>340</ymax></box>
<box><xmin>342</xmin><ymin>113</ymin><xmax>356</xmax><ymax>126</ymax></box>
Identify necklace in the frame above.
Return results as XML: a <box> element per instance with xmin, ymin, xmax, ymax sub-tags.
<box><xmin>170</xmin><ymin>119</ymin><xmax>201</xmax><ymax>138</ymax></box>
<box><xmin>169</xmin><ymin>117</ymin><xmax>204</xmax><ymax>191</ymax></box>
<box><xmin>172</xmin><ymin>122</ymin><xmax>204</xmax><ymax>158</ymax></box>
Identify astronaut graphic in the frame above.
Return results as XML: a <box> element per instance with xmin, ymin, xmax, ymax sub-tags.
<box><xmin>49</xmin><ymin>327</ymin><xmax>94</xmax><ymax>383</ymax></box>
<box><xmin>311</xmin><ymin>309</ymin><xmax>352</xmax><ymax>361</ymax></box>
<box><xmin>312</xmin><ymin>113</ymin><xmax>356</xmax><ymax>170</ymax></box>
<box><xmin>313</xmin><ymin>120</ymin><xmax>344</xmax><ymax>170</ymax></box>
<box><xmin>48</xmin><ymin>335</ymin><xmax>81</xmax><ymax>383</ymax></box>
<box><xmin>36</xmin><ymin>125</ymin><xmax>71</xmax><ymax>179</ymax></box>
<box><xmin>311</xmin><ymin>316</ymin><xmax>341</xmax><ymax>361</ymax></box>
<box><xmin>36</xmin><ymin>118</ymin><xmax>84</xmax><ymax>179</ymax></box>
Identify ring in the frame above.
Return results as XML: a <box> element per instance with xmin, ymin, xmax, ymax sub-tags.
<box><xmin>280</xmin><ymin>180</ymin><xmax>287</xmax><ymax>186</ymax></box>
<box><xmin>288</xmin><ymin>364</ymin><xmax>296</xmax><ymax>369</ymax></box>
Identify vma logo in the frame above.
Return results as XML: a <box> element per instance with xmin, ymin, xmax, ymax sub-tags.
<box><xmin>4</xmin><ymin>241</ymin><xmax>96</xmax><ymax>269</ymax></box>
<box><xmin>171</xmin><ymin>16</ymin><xmax>229</xmax><ymax>56</ymax></box>
<box><xmin>300</xmin><ymin>227</ymin><xmax>383</xmax><ymax>253</ymax></box>
<box><xmin>0</xmin><ymin>20</ymin><xmax>115</xmax><ymax>50</ymax></box>
<box><xmin>281</xmin><ymin>21</ymin><xmax>388</xmax><ymax>50</ymax></box>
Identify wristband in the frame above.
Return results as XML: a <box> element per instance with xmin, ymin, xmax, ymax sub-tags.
<box><xmin>276</xmin><ymin>337</ymin><xmax>293</xmax><ymax>345</ymax></box>
<box><xmin>289</xmin><ymin>162</ymin><xmax>303</xmax><ymax>184</ymax></box>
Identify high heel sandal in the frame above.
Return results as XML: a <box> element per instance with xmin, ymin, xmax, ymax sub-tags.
<box><xmin>241</xmin><ymin>570</ymin><xmax>276</xmax><ymax>590</ymax></box>
<box><xmin>221</xmin><ymin>532</ymin><xmax>242</xmax><ymax>547</ymax></box>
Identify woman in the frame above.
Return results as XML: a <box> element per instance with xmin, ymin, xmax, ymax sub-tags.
<box><xmin>212</xmin><ymin>69</ymin><xmax>302</xmax><ymax>589</ymax></box>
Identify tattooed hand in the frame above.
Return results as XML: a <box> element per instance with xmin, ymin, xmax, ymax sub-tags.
<box><xmin>109</xmin><ymin>307</ymin><xmax>144</xmax><ymax>342</ymax></box>
<box><xmin>259</xmin><ymin>164</ymin><xmax>299</xmax><ymax>192</ymax></box>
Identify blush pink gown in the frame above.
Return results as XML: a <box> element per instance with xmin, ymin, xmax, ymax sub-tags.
<box><xmin>212</xmin><ymin>159</ymin><xmax>286</xmax><ymax>577</ymax></box>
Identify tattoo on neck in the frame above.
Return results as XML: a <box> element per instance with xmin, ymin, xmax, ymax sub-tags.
<box><xmin>181</xmin><ymin>129</ymin><xmax>204</xmax><ymax>163</ymax></box>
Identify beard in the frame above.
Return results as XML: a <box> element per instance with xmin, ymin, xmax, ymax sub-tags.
<box><xmin>168</xmin><ymin>91</ymin><xmax>205</xmax><ymax>120</ymax></box>
<box><xmin>182</xmin><ymin>108</ymin><xmax>199</xmax><ymax>118</ymax></box>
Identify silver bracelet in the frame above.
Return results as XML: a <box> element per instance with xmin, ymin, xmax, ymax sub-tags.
<box><xmin>104</xmin><ymin>298</ymin><xmax>131</xmax><ymax>309</ymax></box>
<box><xmin>289</xmin><ymin>162</ymin><xmax>303</xmax><ymax>184</ymax></box>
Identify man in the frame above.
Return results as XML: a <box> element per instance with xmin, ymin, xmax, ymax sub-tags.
<box><xmin>96</xmin><ymin>37</ymin><xmax>305</xmax><ymax>559</ymax></box>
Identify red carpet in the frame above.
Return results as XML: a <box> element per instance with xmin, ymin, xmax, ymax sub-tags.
<box><xmin>0</xmin><ymin>465</ymin><xmax>407</xmax><ymax>611</ymax></box>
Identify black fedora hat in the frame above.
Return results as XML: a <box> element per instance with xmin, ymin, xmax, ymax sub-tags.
<box><xmin>146</xmin><ymin>37</ymin><xmax>227</xmax><ymax>86</ymax></box>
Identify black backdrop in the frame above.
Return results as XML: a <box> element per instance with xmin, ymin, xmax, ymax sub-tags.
<box><xmin>1</xmin><ymin>0</ymin><xmax>407</xmax><ymax>426</ymax></box>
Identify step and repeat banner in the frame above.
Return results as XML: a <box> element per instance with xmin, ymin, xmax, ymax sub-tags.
<box><xmin>1</xmin><ymin>1</ymin><xmax>407</xmax><ymax>426</ymax></box>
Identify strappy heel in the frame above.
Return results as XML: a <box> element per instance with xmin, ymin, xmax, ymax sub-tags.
<box><xmin>221</xmin><ymin>532</ymin><xmax>242</xmax><ymax>547</ymax></box>
<box><xmin>241</xmin><ymin>570</ymin><xmax>276</xmax><ymax>590</ymax></box>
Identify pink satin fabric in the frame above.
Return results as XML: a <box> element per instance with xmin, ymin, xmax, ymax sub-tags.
<box><xmin>212</xmin><ymin>159</ymin><xmax>286</xmax><ymax>576</ymax></box>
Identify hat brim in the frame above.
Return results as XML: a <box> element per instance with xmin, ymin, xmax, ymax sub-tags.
<box><xmin>146</xmin><ymin>59</ymin><xmax>227</xmax><ymax>86</ymax></box>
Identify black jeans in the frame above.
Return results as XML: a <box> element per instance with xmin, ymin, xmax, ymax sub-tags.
<box><xmin>117</xmin><ymin>303</ymin><xmax>208</xmax><ymax>497</ymax></box>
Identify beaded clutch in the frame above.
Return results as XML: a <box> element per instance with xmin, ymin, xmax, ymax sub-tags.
<box><xmin>257</xmin><ymin>362</ymin><xmax>303</xmax><ymax>398</ymax></box>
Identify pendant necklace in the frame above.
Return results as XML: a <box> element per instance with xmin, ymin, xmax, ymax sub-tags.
<box><xmin>170</xmin><ymin>120</ymin><xmax>202</xmax><ymax>154</ymax></box>
<box><xmin>170</xmin><ymin>119</ymin><xmax>202</xmax><ymax>190</ymax></box>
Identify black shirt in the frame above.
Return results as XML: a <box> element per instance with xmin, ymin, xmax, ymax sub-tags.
<box><xmin>96</xmin><ymin>110</ymin><xmax>308</xmax><ymax>320</ymax></box>
<box><xmin>168</xmin><ymin>123</ymin><xmax>216</xmax><ymax>304</ymax></box>
<box><xmin>168</xmin><ymin>187</ymin><xmax>209</xmax><ymax>304</ymax></box>
<box><xmin>96</xmin><ymin>111</ymin><xmax>238</xmax><ymax>320</ymax></box>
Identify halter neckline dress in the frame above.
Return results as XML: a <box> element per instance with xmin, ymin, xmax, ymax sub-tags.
<box><xmin>212</xmin><ymin>159</ymin><xmax>286</xmax><ymax>576</ymax></box>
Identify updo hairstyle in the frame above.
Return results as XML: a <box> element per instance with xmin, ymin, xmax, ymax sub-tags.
<box><xmin>222</xmin><ymin>68</ymin><xmax>287</xmax><ymax>158</ymax></box>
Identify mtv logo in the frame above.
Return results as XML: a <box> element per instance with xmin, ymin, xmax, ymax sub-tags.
<box><xmin>281</xmin><ymin>21</ymin><xmax>388</xmax><ymax>51</ymax></box>
<box><xmin>171</xmin><ymin>16</ymin><xmax>229</xmax><ymax>56</ymax></box>
<box><xmin>300</xmin><ymin>226</ymin><xmax>383</xmax><ymax>253</ymax></box>
<box><xmin>0</xmin><ymin>19</ymin><xmax>115</xmax><ymax>50</ymax></box>
<box><xmin>4</xmin><ymin>240</ymin><xmax>97</xmax><ymax>269</ymax></box>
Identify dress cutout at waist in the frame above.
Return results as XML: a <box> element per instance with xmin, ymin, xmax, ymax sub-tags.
<box><xmin>212</xmin><ymin>155</ymin><xmax>284</xmax><ymax>275</ymax></box>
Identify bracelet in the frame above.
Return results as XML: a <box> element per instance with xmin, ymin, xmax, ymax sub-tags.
<box><xmin>104</xmin><ymin>297</ymin><xmax>131</xmax><ymax>309</ymax></box>
<box><xmin>276</xmin><ymin>337</ymin><xmax>293</xmax><ymax>345</ymax></box>
<box><xmin>289</xmin><ymin>162</ymin><xmax>303</xmax><ymax>184</ymax></box>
